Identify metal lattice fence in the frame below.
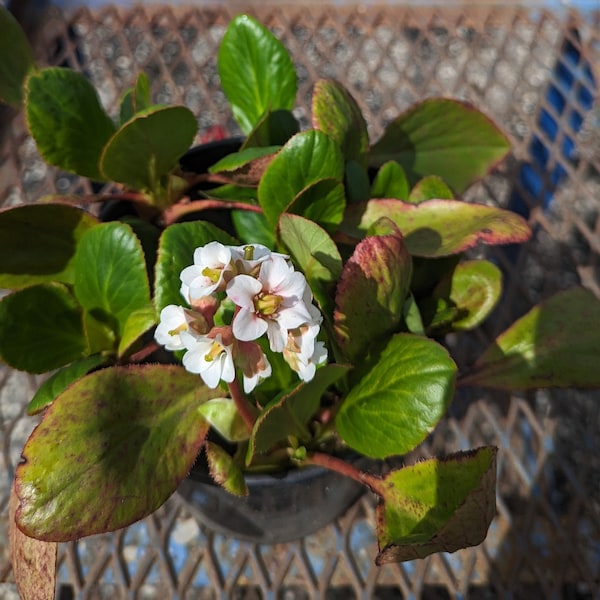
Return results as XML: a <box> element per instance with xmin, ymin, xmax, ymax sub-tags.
<box><xmin>1</xmin><ymin>3</ymin><xmax>599</xmax><ymax>598</ymax></box>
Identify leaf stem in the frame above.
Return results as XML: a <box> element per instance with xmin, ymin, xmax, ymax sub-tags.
<box><xmin>228</xmin><ymin>377</ymin><xmax>257</xmax><ymax>431</ymax></box>
<box><xmin>163</xmin><ymin>199</ymin><xmax>263</xmax><ymax>226</ymax></box>
<box><xmin>303</xmin><ymin>451</ymin><xmax>384</xmax><ymax>496</ymax></box>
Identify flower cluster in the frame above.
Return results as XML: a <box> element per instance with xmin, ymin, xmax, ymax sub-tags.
<box><xmin>155</xmin><ymin>243</ymin><xmax>327</xmax><ymax>392</ymax></box>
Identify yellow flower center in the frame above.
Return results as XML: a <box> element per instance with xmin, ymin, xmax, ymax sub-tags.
<box><xmin>255</xmin><ymin>293</ymin><xmax>283</xmax><ymax>316</ymax></box>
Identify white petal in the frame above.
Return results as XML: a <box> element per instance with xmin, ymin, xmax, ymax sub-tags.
<box><xmin>232</xmin><ymin>309</ymin><xmax>268</xmax><ymax>341</ymax></box>
<box><xmin>226</xmin><ymin>274</ymin><xmax>262</xmax><ymax>309</ymax></box>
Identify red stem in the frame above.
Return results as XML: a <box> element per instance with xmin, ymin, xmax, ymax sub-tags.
<box><xmin>127</xmin><ymin>341</ymin><xmax>160</xmax><ymax>363</ymax></box>
<box><xmin>228</xmin><ymin>377</ymin><xmax>257</xmax><ymax>431</ymax></box>
<box><xmin>304</xmin><ymin>452</ymin><xmax>384</xmax><ymax>496</ymax></box>
<box><xmin>163</xmin><ymin>199</ymin><xmax>263</xmax><ymax>226</ymax></box>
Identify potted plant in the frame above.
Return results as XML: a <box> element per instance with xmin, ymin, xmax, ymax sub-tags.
<box><xmin>2</xmin><ymin>9</ymin><xmax>600</xmax><ymax>596</ymax></box>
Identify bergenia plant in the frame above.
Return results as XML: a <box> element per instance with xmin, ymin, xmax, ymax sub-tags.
<box><xmin>2</xmin><ymin>9</ymin><xmax>600</xmax><ymax>593</ymax></box>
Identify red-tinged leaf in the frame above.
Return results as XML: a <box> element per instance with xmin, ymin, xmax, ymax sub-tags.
<box><xmin>15</xmin><ymin>364</ymin><xmax>219</xmax><ymax>541</ymax></box>
<box><xmin>343</xmin><ymin>199</ymin><xmax>531</xmax><ymax>257</ymax></box>
<box><xmin>375</xmin><ymin>446</ymin><xmax>497</xmax><ymax>564</ymax></box>
<box><xmin>205</xmin><ymin>442</ymin><xmax>248</xmax><ymax>497</ymax></box>
<box><xmin>9</xmin><ymin>479</ymin><xmax>57</xmax><ymax>600</ymax></box>
<box><xmin>334</xmin><ymin>228</ymin><xmax>412</xmax><ymax>362</ymax></box>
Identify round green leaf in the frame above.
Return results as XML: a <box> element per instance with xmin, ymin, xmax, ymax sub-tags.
<box><xmin>0</xmin><ymin>283</ymin><xmax>87</xmax><ymax>373</ymax></box>
<box><xmin>375</xmin><ymin>446</ymin><xmax>497</xmax><ymax>563</ymax></box>
<box><xmin>432</xmin><ymin>259</ymin><xmax>502</xmax><ymax>331</ymax></box>
<box><xmin>15</xmin><ymin>364</ymin><xmax>219</xmax><ymax>541</ymax></box>
<box><xmin>345</xmin><ymin>199</ymin><xmax>531</xmax><ymax>257</ymax></box>
<box><xmin>26</xmin><ymin>67</ymin><xmax>116</xmax><ymax>180</ymax></box>
<box><xmin>154</xmin><ymin>221</ymin><xmax>238</xmax><ymax>312</ymax></box>
<box><xmin>218</xmin><ymin>14</ymin><xmax>297</xmax><ymax>134</ymax></box>
<box><xmin>408</xmin><ymin>175</ymin><xmax>454</xmax><ymax>204</ymax></box>
<box><xmin>258</xmin><ymin>130</ymin><xmax>344</xmax><ymax>229</ymax></box>
<box><xmin>0</xmin><ymin>204</ymin><xmax>98</xmax><ymax>290</ymax></box>
<box><xmin>100</xmin><ymin>105</ymin><xmax>197</xmax><ymax>199</ymax></box>
<box><xmin>73</xmin><ymin>222</ymin><xmax>151</xmax><ymax>339</ymax></box>
<box><xmin>369</xmin><ymin>98</ymin><xmax>510</xmax><ymax>193</ymax></box>
<box><xmin>0</xmin><ymin>6</ymin><xmax>36</xmax><ymax>107</ymax></box>
<box><xmin>312</xmin><ymin>79</ymin><xmax>369</xmax><ymax>164</ymax></box>
<box><xmin>336</xmin><ymin>334</ymin><xmax>457</xmax><ymax>458</ymax></box>
<box><xmin>461</xmin><ymin>287</ymin><xmax>600</xmax><ymax>389</ymax></box>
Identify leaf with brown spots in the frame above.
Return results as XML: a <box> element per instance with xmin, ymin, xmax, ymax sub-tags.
<box><xmin>9</xmin><ymin>479</ymin><xmax>57</xmax><ymax>600</ymax></box>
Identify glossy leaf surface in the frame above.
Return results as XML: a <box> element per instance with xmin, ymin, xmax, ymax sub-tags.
<box><xmin>15</xmin><ymin>365</ymin><xmax>218</xmax><ymax>541</ymax></box>
<box><xmin>370</xmin><ymin>161</ymin><xmax>409</xmax><ymax>200</ymax></box>
<box><xmin>408</xmin><ymin>175</ymin><xmax>454</xmax><ymax>203</ymax></box>
<box><xmin>334</xmin><ymin>230</ymin><xmax>412</xmax><ymax>362</ymax></box>
<box><xmin>73</xmin><ymin>222</ymin><xmax>151</xmax><ymax>340</ymax></box>
<box><xmin>154</xmin><ymin>221</ymin><xmax>238</xmax><ymax>312</ymax></box>
<box><xmin>218</xmin><ymin>14</ymin><xmax>297</xmax><ymax>134</ymax></box>
<box><xmin>376</xmin><ymin>447</ymin><xmax>497</xmax><ymax>563</ymax></box>
<box><xmin>336</xmin><ymin>334</ymin><xmax>456</xmax><ymax>458</ymax></box>
<box><xmin>119</xmin><ymin>71</ymin><xmax>152</xmax><ymax>124</ymax></box>
<box><xmin>0</xmin><ymin>204</ymin><xmax>98</xmax><ymax>290</ymax></box>
<box><xmin>279</xmin><ymin>213</ymin><xmax>342</xmax><ymax>318</ymax></box>
<box><xmin>0</xmin><ymin>283</ymin><xmax>87</xmax><ymax>373</ymax></box>
<box><xmin>100</xmin><ymin>106</ymin><xmax>197</xmax><ymax>200</ymax></box>
<box><xmin>369</xmin><ymin>99</ymin><xmax>509</xmax><ymax>193</ymax></box>
<box><xmin>198</xmin><ymin>398</ymin><xmax>251</xmax><ymax>443</ymax></box>
<box><xmin>26</xmin><ymin>67</ymin><xmax>116</xmax><ymax>180</ymax></box>
<box><xmin>345</xmin><ymin>199</ymin><xmax>531</xmax><ymax>257</ymax></box>
<box><xmin>312</xmin><ymin>79</ymin><xmax>369</xmax><ymax>164</ymax></box>
<box><xmin>258</xmin><ymin>130</ymin><xmax>344</xmax><ymax>228</ymax></box>
<box><xmin>461</xmin><ymin>287</ymin><xmax>600</xmax><ymax>389</ymax></box>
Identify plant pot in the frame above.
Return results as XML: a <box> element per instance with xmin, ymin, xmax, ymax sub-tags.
<box><xmin>178</xmin><ymin>456</ymin><xmax>370</xmax><ymax>544</ymax></box>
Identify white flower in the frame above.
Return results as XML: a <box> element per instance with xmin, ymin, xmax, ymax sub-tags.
<box><xmin>226</xmin><ymin>255</ymin><xmax>313</xmax><ymax>352</ymax></box>
<box><xmin>229</xmin><ymin>244</ymin><xmax>288</xmax><ymax>274</ymax></box>
<box><xmin>283</xmin><ymin>315</ymin><xmax>328</xmax><ymax>382</ymax></box>
<box><xmin>154</xmin><ymin>305</ymin><xmax>196</xmax><ymax>351</ymax></box>
<box><xmin>181</xmin><ymin>332</ymin><xmax>235</xmax><ymax>389</ymax></box>
<box><xmin>180</xmin><ymin>241</ymin><xmax>234</xmax><ymax>302</ymax></box>
<box><xmin>238</xmin><ymin>344</ymin><xmax>272</xmax><ymax>393</ymax></box>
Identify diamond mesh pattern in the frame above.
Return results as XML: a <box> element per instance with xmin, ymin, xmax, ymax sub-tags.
<box><xmin>1</xmin><ymin>4</ymin><xmax>599</xmax><ymax>598</ymax></box>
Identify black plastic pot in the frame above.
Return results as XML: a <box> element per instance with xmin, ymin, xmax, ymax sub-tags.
<box><xmin>178</xmin><ymin>456</ymin><xmax>369</xmax><ymax>544</ymax></box>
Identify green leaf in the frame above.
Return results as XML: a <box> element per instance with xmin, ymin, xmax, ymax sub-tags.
<box><xmin>117</xmin><ymin>304</ymin><xmax>157</xmax><ymax>358</ymax></box>
<box><xmin>0</xmin><ymin>204</ymin><xmax>98</xmax><ymax>290</ymax></box>
<box><xmin>218</xmin><ymin>14</ymin><xmax>297</xmax><ymax>134</ymax></box>
<box><xmin>312</xmin><ymin>79</ymin><xmax>369</xmax><ymax>164</ymax></box>
<box><xmin>403</xmin><ymin>294</ymin><xmax>425</xmax><ymax>336</ymax></box>
<box><xmin>375</xmin><ymin>446</ymin><xmax>497</xmax><ymax>564</ymax></box>
<box><xmin>27</xmin><ymin>354</ymin><xmax>106</xmax><ymax>415</ymax></box>
<box><xmin>243</xmin><ymin>109</ymin><xmax>299</xmax><ymax>148</ymax></box>
<box><xmin>232</xmin><ymin>210</ymin><xmax>275</xmax><ymax>248</ymax></box>
<box><xmin>408</xmin><ymin>175</ymin><xmax>454</xmax><ymax>204</ymax></box>
<box><xmin>460</xmin><ymin>287</ymin><xmax>600</xmax><ymax>389</ymax></box>
<box><xmin>369</xmin><ymin>99</ymin><xmax>510</xmax><ymax>193</ymax></box>
<box><xmin>73</xmin><ymin>222</ymin><xmax>151</xmax><ymax>339</ymax></box>
<box><xmin>429</xmin><ymin>259</ymin><xmax>502</xmax><ymax>331</ymax></box>
<box><xmin>0</xmin><ymin>283</ymin><xmax>87</xmax><ymax>373</ymax></box>
<box><xmin>154</xmin><ymin>221</ymin><xmax>238</xmax><ymax>312</ymax></box>
<box><xmin>100</xmin><ymin>106</ymin><xmax>197</xmax><ymax>201</ymax></box>
<box><xmin>334</xmin><ymin>229</ymin><xmax>412</xmax><ymax>363</ymax></box>
<box><xmin>345</xmin><ymin>161</ymin><xmax>371</xmax><ymax>204</ymax></box>
<box><xmin>26</xmin><ymin>67</ymin><xmax>116</xmax><ymax>180</ymax></box>
<box><xmin>208</xmin><ymin>145</ymin><xmax>279</xmax><ymax>186</ymax></box>
<box><xmin>344</xmin><ymin>199</ymin><xmax>531</xmax><ymax>257</ymax></box>
<box><xmin>278</xmin><ymin>213</ymin><xmax>342</xmax><ymax>318</ymax></box>
<box><xmin>0</xmin><ymin>6</ymin><xmax>36</xmax><ymax>107</ymax></box>
<box><xmin>259</xmin><ymin>130</ymin><xmax>345</xmax><ymax>229</ymax></box>
<box><xmin>288</xmin><ymin>177</ymin><xmax>346</xmax><ymax>233</ymax></box>
<box><xmin>336</xmin><ymin>334</ymin><xmax>457</xmax><ymax>458</ymax></box>
<box><xmin>119</xmin><ymin>72</ymin><xmax>152</xmax><ymax>124</ymax></box>
<box><xmin>370</xmin><ymin>161</ymin><xmax>409</xmax><ymax>200</ymax></box>
<box><xmin>15</xmin><ymin>364</ymin><xmax>219</xmax><ymax>541</ymax></box>
<box><xmin>248</xmin><ymin>364</ymin><xmax>350</xmax><ymax>461</ymax></box>
<box><xmin>205</xmin><ymin>442</ymin><xmax>249</xmax><ymax>497</ymax></box>
<box><xmin>198</xmin><ymin>398</ymin><xmax>250</xmax><ymax>443</ymax></box>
